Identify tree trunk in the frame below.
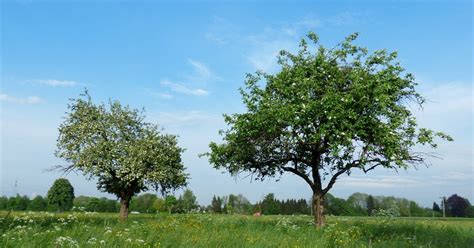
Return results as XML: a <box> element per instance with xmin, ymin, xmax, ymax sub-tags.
<box><xmin>119</xmin><ymin>198</ymin><xmax>130</xmax><ymax>221</ymax></box>
<box><xmin>312</xmin><ymin>192</ymin><xmax>325</xmax><ymax>228</ymax></box>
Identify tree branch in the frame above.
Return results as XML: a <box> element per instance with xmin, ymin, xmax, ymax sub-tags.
<box><xmin>282</xmin><ymin>166</ymin><xmax>314</xmax><ymax>190</ymax></box>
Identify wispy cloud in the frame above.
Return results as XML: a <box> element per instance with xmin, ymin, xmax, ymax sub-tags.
<box><xmin>188</xmin><ymin>59</ymin><xmax>212</xmax><ymax>81</ymax></box>
<box><xmin>246</xmin><ymin>39</ymin><xmax>296</xmax><ymax>73</ymax></box>
<box><xmin>432</xmin><ymin>172</ymin><xmax>473</xmax><ymax>182</ymax></box>
<box><xmin>205</xmin><ymin>14</ymin><xmax>362</xmax><ymax>73</ymax></box>
<box><xmin>152</xmin><ymin>59</ymin><xmax>217</xmax><ymax>98</ymax></box>
<box><xmin>153</xmin><ymin>110</ymin><xmax>219</xmax><ymax>128</ymax></box>
<box><xmin>204</xmin><ymin>16</ymin><xmax>237</xmax><ymax>46</ymax></box>
<box><xmin>160</xmin><ymin>80</ymin><xmax>209</xmax><ymax>96</ymax></box>
<box><xmin>29</xmin><ymin>79</ymin><xmax>79</xmax><ymax>87</ymax></box>
<box><xmin>146</xmin><ymin>89</ymin><xmax>174</xmax><ymax>99</ymax></box>
<box><xmin>338</xmin><ymin>175</ymin><xmax>422</xmax><ymax>188</ymax></box>
<box><xmin>0</xmin><ymin>93</ymin><xmax>44</xmax><ymax>104</ymax></box>
<box><xmin>185</xmin><ymin>59</ymin><xmax>221</xmax><ymax>84</ymax></box>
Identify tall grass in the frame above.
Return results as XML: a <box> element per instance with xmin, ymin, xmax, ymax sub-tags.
<box><xmin>1</xmin><ymin>211</ymin><xmax>473</xmax><ymax>247</ymax></box>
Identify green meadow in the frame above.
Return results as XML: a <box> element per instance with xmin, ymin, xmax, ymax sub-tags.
<box><xmin>1</xmin><ymin>211</ymin><xmax>473</xmax><ymax>248</ymax></box>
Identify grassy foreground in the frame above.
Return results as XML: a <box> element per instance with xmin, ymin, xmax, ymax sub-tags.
<box><xmin>1</xmin><ymin>211</ymin><xmax>473</xmax><ymax>247</ymax></box>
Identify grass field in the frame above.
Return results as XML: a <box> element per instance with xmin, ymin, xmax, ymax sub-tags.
<box><xmin>1</xmin><ymin>211</ymin><xmax>473</xmax><ymax>247</ymax></box>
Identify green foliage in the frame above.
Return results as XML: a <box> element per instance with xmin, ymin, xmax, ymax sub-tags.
<box><xmin>47</xmin><ymin>178</ymin><xmax>75</xmax><ymax>212</ymax></box>
<box><xmin>205</xmin><ymin>33</ymin><xmax>452</xmax><ymax>221</ymax></box>
<box><xmin>0</xmin><ymin>197</ymin><xmax>7</xmax><ymax>210</ymax></box>
<box><xmin>153</xmin><ymin>198</ymin><xmax>166</xmax><ymax>213</ymax></box>
<box><xmin>325</xmin><ymin>194</ymin><xmax>361</xmax><ymax>216</ymax></box>
<box><xmin>1</xmin><ymin>212</ymin><xmax>473</xmax><ymax>247</ymax></box>
<box><xmin>28</xmin><ymin>196</ymin><xmax>47</xmax><ymax>211</ymax></box>
<box><xmin>130</xmin><ymin>194</ymin><xmax>158</xmax><ymax>213</ymax></box>
<box><xmin>180</xmin><ymin>189</ymin><xmax>198</xmax><ymax>213</ymax></box>
<box><xmin>54</xmin><ymin>91</ymin><xmax>188</xmax><ymax>218</ymax></box>
<box><xmin>5</xmin><ymin>195</ymin><xmax>30</xmax><ymax>211</ymax></box>
<box><xmin>367</xmin><ymin>195</ymin><xmax>375</xmax><ymax>216</ymax></box>
<box><xmin>261</xmin><ymin>193</ymin><xmax>280</xmax><ymax>215</ymax></box>
<box><xmin>211</xmin><ymin>196</ymin><xmax>222</xmax><ymax>213</ymax></box>
<box><xmin>446</xmin><ymin>194</ymin><xmax>471</xmax><ymax>217</ymax></box>
<box><xmin>466</xmin><ymin>206</ymin><xmax>474</xmax><ymax>218</ymax></box>
<box><xmin>164</xmin><ymin>196</ymin><xmax>177</xmax><ymax>214</ymax></box>
<box><xmin>73</xmin><ymin>196</ymin><xmax>119</xmax><ymax>212</ymax></box>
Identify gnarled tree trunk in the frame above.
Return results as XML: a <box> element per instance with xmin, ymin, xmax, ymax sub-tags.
<box><xmin>312</xmin><ymin>192</ymin><xmax>325</xmax><ymax>228</ymax></box>
<box><xmin>119</xmin><ymin>197</ymin><xmax>131</xmax><ymax>221</ymax></box>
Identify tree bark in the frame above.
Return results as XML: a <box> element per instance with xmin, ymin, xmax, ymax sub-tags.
<box><xmin>119</xmin><ymin>197</ymin><xmax>130</xmax><ymax>221</ymax></box>
<box><xmin>312</xmin><ymin>192</ymin><xmax>325</xmax><ymax>228</ymax></box>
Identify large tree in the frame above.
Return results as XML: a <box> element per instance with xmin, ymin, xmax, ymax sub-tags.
<box><xmin>205</xmin><ymin>32</ymin><xmax>452</xmax><ymax>227</ymax></box>
<box><xmin>54</xmin><ymin>92</ymin><xmax>188</xmax><ymax>220</ymax></box>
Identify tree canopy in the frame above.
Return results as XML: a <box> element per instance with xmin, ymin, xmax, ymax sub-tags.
<box><xmin>47</xmin><ymin>178</ymin><xmax>75</xmax><ymax>212</ymax></box>
<box><xmin>446</xmin><ymin>194</ymin><xmax>471</xmax><ymax>217</ymax></box>
<box><xmin>205</xmin><ymin>32</ymin><xmax>452</xmax><ymax>227</ymax></box>
<box><xmin>54</xmin><ymin>91</ymin><xmax>188</xmax><ymax>220</ymax></box>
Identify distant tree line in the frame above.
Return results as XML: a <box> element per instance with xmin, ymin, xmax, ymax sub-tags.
<box><xmin>1</xmin><ymin>180</ymin><xmax>472</xmax><ymax>218</ymax></box>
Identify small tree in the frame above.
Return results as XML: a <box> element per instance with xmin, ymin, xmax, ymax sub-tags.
<box><xmin>164</xmin><ymin>195</ymin><xmax>177</xmax><ymax>214</ymax></box>
<box><xmin>261</xmin><ymin>193</ymin><xmax>280</xmax><ymax>215</ymax></box>
<box><xmin>367</xmin><ymin>195</ymin><xmax>376</xmax><ymax>216</ymax></box>
<box><xmin>153</xmin><ymin>198</ymin><xmax>166</xmax><ymax>213</ymax></box>
<box><xmin>211</xmin><ymin>195</ymin><xmax>222</xmax><ymax>213</ymax></box>
<box><xmin>47</xmin><ymin>178</ymin><xmax>75</xmax><ymax>212</ymax></box>
<box><xmin>181</xmin><ymin>189</ymin><xmax>198</xmax><ymax>213</ymax></box>
<box><xmin>205</xmin><ymin>32</ymin><xmax>452</xmax><ymax>227</ymax></box>
<box><xmin>432</xmin><ymin>202</ymin><xmax>441</xmax><ymax>212</ymax></box>
<box><xmin>54</xmin><ymin>91</ymin><xmax>188</xmax><ymax>220</ymax></box>
<box><xmin>446</xmin><ymin>194</ymin><xmax>470</xmax><ymax>217</ymax></box>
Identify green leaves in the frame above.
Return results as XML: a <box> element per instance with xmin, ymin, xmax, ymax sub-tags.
<box><xmin>206</xmin><ymin>32</ymin><xmax>452</xmax><ymax>193</ymax></box>
<box><xmin>47</xmin><ymin>178</ymin><xmax>75</xmax><ymax>212</ymax></box>
<box><xmin>55</xmin><ymin>91</ymin><xmax>188</xmax><ymax>200</ymax></box>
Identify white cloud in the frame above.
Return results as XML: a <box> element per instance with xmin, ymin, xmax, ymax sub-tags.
<box><xmin>338</xmin><ymin>175</ymin><xmax>422</xmax><ymax>188</ymax></box>
<box><xmin>146</xmin><ymin>89</ymin><xmax>173</xmax><ymax>99</ymax></box>
<box><xmin>205</xmin><ymin>14</ymin><xmax>361</xmax><ymax>73</ymax></box>
<box><xmin>153</xmin><ymin>110</ymin><xmax>219</xmax><ymax>128</ymax></box>
<box><xmin>31</xmin><ymin>79</ymin><xmax>78</xmax><ymax>87</ymax></box>
<box><xmin>160</xmin><ymin>80</ymin><xmax>209</xmax><ymax>96</ymax></box>
<box><xmin>154</xmin><ymin>59</ymin><xmax>217</xmax><ymax>98</ymax></box>
<box><xmin>186</xmin><ymin>59</ymin><xmax>221</xmax><ymax>84</ymax></box>
<box><xmin>156</xmin><ymin>93</ymin><xmax>173</xmax><ymax>99</ymax></box>
<box><xmin>247</xmin><ymin>39</ymin><xmax>296</xmax><ymax>72</ymax></box>
<box><xmin>0</xmin><ymin>93</ymin><xmax>44</xmax><ymax>104</ymax></box>
<box><xmin>204</xmin><ymin>16</ymin><xmax>237</xmax><ymax>45</ymax></box>
<box><xmin>188</xmin><ymin>59</ymin><xmax>212</xmax><ymax>81</ymax></box>
<box><xmin>432</xmin><ymin>172</ymin><xmax>473</xmax><ymax>182</ymax></box>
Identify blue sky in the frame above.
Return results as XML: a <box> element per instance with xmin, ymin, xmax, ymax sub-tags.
<box><xmin>1</xmin><ymin>0</ymin><xmax>472</xmax><ymax>207</ymax></box>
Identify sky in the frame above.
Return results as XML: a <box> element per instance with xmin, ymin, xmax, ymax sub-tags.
<box><xmin>1</xmin><ymin>0</ymin><xmax>472</xmax><ymax>208</ymax></box>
